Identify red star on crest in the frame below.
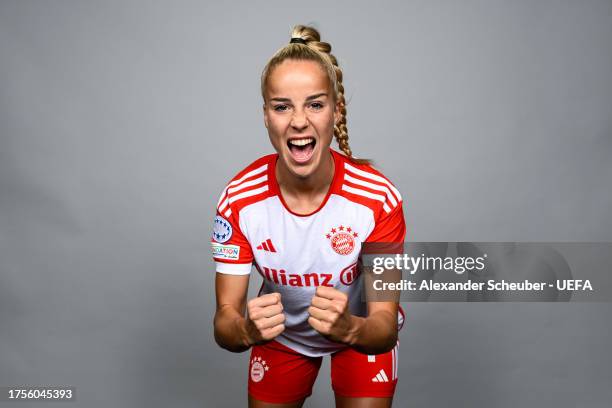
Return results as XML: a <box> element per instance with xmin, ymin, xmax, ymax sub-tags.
<box><xmin>325</xmin><ymin>225</ymin><xmax>358</xmax><ymax>240</ymax></box>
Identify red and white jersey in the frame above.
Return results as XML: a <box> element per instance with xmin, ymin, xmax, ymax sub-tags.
<box><xmin>211</xmin><ymin>149</ymin><xmax>406</xmax><ymax>357</ymax></box>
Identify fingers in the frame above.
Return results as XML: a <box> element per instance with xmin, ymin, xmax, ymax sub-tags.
<box><xmin>308</xmin><ymin>288</ymin><xmax>350</xmax><ymax>339</ymax></box>
<box><xmin>248</xmin><ymin>317</ymin><xmax>285</xmax><ymax>342</ymax></box>
<box><xmin>307</xmin><ymin>305</ymin><xmax>329</xmax><ymax>321</ymax></box>
<box><xmin>247</xmin><ymin>293</ymin><xmax>282</xmax><ymax>318</ymax></box>
<box><xmin>250</xmin><ymin>292</ymin><xmax>281</xmax><ymax>308</ymax></box>
<box><xmin>308</xmin><ymin>302</ymin><xmax>345</xmax><ymax>322</ymax></box>
<box><xmin>246</xmin><ymin>292</ymin><xmax>285</xmax><ymax>343</ymax></box>
<box><xmin>311</xmin><ymin>287</ymin><xmax>347</xmax><ymax>316</ymax></box>
<box><xmin>249</xmin><ymin>303</ymin><xmax>283</xmax><ymax>320</ymax></box>
<box><xmin>315</xmin><ymin>285</ymin><xmax>347</xmax><ymax>301</ymax></box>
<box><xmin>260</xmin><ymin>323</ymin><xmax>285</xmax><ymax>340</ymax></box>
<box><xmin>308</xmin><ymin>316</ymin><xmax>329</xmax><ymax>334</ymax></box>
<box><xmin>310</xmin><ymin>296</ymin><xmax>332</xmax><ymax>310</ymax></box>
<box><xmin>252</xmin><ymin>312</ymin><xmax>285</xmax><ymax>341</ymax></box>
<box><xmin>253</xmin><ymin>313</ymin><xmax>286</xmax><ymax>331</ymax></box>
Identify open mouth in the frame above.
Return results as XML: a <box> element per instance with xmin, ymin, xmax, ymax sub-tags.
<box><xmin>287</xmin><ymin>137</ymin><xmax>316</xmax><ymax>163</ymax></box>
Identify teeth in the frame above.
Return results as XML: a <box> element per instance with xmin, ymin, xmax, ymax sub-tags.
<box><xmin>289</xmin><ymin>138</ymin><xmax>314</xmax><ymax>147</ymax></box>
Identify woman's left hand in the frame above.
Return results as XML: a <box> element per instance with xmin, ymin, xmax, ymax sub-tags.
<box><xmin>307</xmin><ymin>286</ymin><xmax>358</xmax><ymax>345</ymax></box>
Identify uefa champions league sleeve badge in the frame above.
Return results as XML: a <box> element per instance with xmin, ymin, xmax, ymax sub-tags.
<box><xmin>213</xmin><ymin>215</ymin><xmax>233</xmax><ymax>243</ymax></box>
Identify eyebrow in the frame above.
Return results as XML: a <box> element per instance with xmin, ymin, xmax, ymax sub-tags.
<box><xmin>269</xmin><ymin>93</ymin><xmax>328</xmax><ymax>103</ymax></box>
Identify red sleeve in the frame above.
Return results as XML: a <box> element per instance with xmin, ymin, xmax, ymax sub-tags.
<box><xmin>365</xmin><ymin>202</ymin><xmax>406</xmax><ymax>244</ymax></box>
<box><xmin>364</xmin><ymin>198</ymin><xmax>406</xmax><ymax>326</ymax></box>
<box><xmin>211</xmin><ymin>206</ymin><xmax>253</xmax><ymax>275</ymax></box>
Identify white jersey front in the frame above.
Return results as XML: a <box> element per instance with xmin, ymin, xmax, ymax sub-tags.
<box><xmin>212</xmin><ymin>149</ymin><xmax>405</xmax><ymax>357</ymax></box>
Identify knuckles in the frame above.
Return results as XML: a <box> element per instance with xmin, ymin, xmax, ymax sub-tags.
<box><xmin>262</xmin><ymin>324</ymin><xmax>285</xmax><ymax>340</ymax></box>
<box><xmin>307</xmin><ymin>316</ymin><xmax>331</xmax><ymax>335</ymax></box>
<box><xmin>320</xmin><ymin>321</ymin><xmax>332</xmax><ymax>333</ymax></box>
<box><xmin>249</xmin><ymin>311</ymin><xmax>261</xmax><ymax>321</ymax></box>
<box><xmin>254</xmin><ymin>313</ymin><xmax>285</xmax><ymax>333</ymax></box>
<box><xmin>328</xmin><ymin>313</ymin><xmax>339</xmax><ymax>324</ymax></box>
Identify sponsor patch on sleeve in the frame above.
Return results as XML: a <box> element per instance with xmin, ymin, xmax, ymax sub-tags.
<box><xmin>212</xmin><ymin>242</ymin><xmax>240</xmax><ymax>260</ymax></box>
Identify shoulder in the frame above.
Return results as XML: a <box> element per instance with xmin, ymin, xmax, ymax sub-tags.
<box><xmin>216</xmin><ymin>153</ymin><xmax>277</xmax><ymax>218</ymax></box>
<box><xmin>333</xmin><ymin>150</ymin><xmax>403</xmax><ymax>217</ymax></box>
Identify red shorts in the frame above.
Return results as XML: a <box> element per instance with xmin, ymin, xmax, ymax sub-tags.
<box><xmin>248</xmin><ymin>340</ymin><xmax>400</xmax><ymax>404</ymax></box>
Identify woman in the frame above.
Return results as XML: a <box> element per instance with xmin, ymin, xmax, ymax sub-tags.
<box><xmin>212</xmin><ymin>24</ymin><xmax>406</xmax><ymax>408</ymax></box>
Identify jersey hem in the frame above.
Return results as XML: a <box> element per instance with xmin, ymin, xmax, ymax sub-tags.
<box><xmin>275</xmin><ymin>334</ymin><xmax>347</xmax><ymax>357</ymax></box>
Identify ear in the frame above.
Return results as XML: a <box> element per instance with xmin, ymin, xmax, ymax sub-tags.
<box><xmin>263</xmin><ymin>103</ymin><xmax>269</xmax><ymax>129</ymax></box>
<box><xmin>333</xmin><ymin>100</ymin><xmax>341</xmax><ymax>126</ymax></box>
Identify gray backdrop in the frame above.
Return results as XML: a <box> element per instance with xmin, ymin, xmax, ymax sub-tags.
<box><xmin>1</xmin><ymin>1</ymin><xmax>611</xmax><ymax>407</ymax></box>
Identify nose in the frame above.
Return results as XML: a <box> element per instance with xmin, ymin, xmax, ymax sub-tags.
<box><xmin>290</xmin><ymin>108</ymin><xmax>309</xmax><ymax>130</ymax></box>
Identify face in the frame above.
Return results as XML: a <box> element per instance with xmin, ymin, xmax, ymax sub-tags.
<box><xmin>263</xmin><ymin>59</ymin><xmax>340</xmax><ymax>180</ymax></box>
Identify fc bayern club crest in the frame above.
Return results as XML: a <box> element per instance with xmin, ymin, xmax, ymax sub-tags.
<box><xmin>325</xmin><ymin>225</ymin><xmax>358</xmax><ymax>255</ymax></box>
<box><xmin>250</xmin><ymin>356</ymin><xmax>269</xmax><ymax>383</ymax></box>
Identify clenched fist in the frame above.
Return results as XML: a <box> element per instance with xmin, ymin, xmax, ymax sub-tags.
<box><xmin>245</xmin><ymin>292</ymin><xmax>285</xmax><ymax>345</ymax></box>
<box><xmin>308</xmin><ymin>286</ymin><xmax>355</xmax><ymax>344</ymax></box>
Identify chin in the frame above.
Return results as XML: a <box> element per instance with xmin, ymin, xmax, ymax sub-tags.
<box><xmin>285</xmin><ymin>158</ymin><xmax>318</xmax><ymax>179</ymax></box>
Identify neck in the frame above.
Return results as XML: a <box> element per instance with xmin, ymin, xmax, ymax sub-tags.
<box><xmin>276</xmin><ymin>150</ymin><xmax>335</xmax><ymax>198</ymax></box>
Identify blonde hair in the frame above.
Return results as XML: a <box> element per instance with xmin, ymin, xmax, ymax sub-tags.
<box><xmin>260</xmin><ymin>24</ymin><xmax>371</xmax><ymax>165</ymax></box>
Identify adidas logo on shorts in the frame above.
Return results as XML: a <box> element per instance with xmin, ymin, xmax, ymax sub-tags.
<box><xmin>371</xmin><ymin>369</ymin><xmax>389</xmax><ymax>383</ymax></box>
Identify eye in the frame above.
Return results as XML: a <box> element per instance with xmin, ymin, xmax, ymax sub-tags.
<box><xmin>273</xmin><ymin>104</ymin><xmax>289</xmax><ymax>112</ymax></box>
<box><xmin>310</xmin><ymin>102</ymin><xmax>324</xmax><ymax>110</ymax></box>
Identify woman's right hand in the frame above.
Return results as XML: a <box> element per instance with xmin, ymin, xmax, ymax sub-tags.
<box><xmin>245</xmin><ymin>292</ymin><xmax>286</xmax><ymax>345</ymax></box>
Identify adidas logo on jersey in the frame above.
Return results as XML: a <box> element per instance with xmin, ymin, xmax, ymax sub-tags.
<box><xmin>256</xmin><ymin>239</ymin><xmax>277</xmax><ymax>252</ymax></box>
<box><xmin>260</xmin><ymin>266</ymin><xmax>333</xmax><ymax>287</ymax></box>
<box><xmin>371</xmin><ymin>369</ymin><xmax>389</xmax><ymax>383</ymax></box>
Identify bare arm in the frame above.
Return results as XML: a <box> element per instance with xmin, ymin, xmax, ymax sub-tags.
<box><xmin>346</xmin><ymin>301</ymin><xmax>398</xmax><ymax>355</ymax></box>
<box><xmin>213</xmin><ymin>272</ymin><xmax>251</xmax><ymax>352</ymax></box>
<box><xmin>214</xmin><ymin>272</ymin><xmax>285</xmax><ymax>353</ymax></box>
<box><xmin>308</xmin><ymin>286</ymin><xmax>398</xmax><ymax>355</ymax></box>
<box><xmin>345</xmin><ymin>261</ymin><xmax>401</xmax><ymax>354</ymax></box>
